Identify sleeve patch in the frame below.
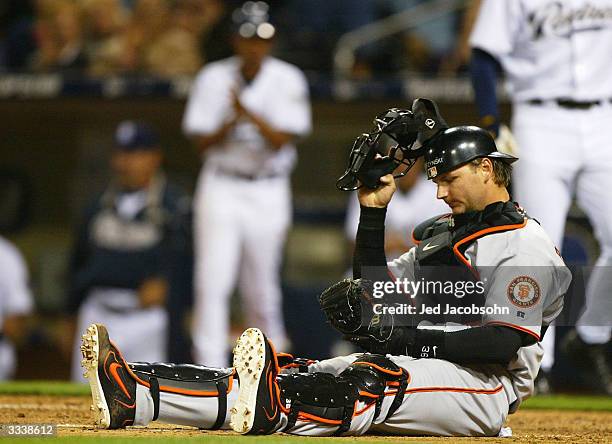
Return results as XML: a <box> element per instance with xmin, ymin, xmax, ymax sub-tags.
<box><xmin>507</xmin><ymin>276</ymin><xmax>540</xmax><ymax>308</ymax></box>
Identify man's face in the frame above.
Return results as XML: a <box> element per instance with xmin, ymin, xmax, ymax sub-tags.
<box><xmin>111</xmin><ymin>149</ymin><xmax>161</xmax><ymax>190</ymax></box>
<box><xmin>432</xmin><ymin>162</ymin><xmax>488</xmax><ymax>214</ymax></box>
<box><xmin>233</xmin><ymin>36</ymin><xmax>273</xmax><ymax>66</ymax></box>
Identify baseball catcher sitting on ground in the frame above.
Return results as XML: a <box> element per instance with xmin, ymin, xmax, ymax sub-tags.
<box><xmin>80</xmin><ymin>98</ymin><xmax>571</xmax><ymax>437</ymax></box>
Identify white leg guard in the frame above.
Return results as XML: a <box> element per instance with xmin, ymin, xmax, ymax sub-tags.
<box><xmin>129</xmin><ymin>362</ymin><xmax>237</xmax><ymax>429</ymax></box>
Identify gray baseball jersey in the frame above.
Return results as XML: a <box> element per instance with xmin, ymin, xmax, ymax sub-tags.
<box><xmin>388</xmin><ymin>218</ymin><xmax>572</xmax><ymax>403</ymax></box>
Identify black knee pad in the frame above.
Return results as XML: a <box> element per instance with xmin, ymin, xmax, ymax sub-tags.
<box><xmin>340</xmin><ymin>354</ymin><xmax>409</xmax><ymax>422</ymax></box>
<box><xmin>278</xmin><ymin>372</ymin><xmax>360</xmax><ymax>435</ymax></box>
<box><xmin>277</xmin><ymin>355</ymin><xmax>408</xmax><ymax>435</ymax></box>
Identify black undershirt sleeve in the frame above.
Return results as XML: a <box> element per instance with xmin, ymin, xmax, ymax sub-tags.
<box><xmin>353</xmin><ymin>206</ymin><xmax>388</xmax><ymax>279</ymax></box>
<box><xmin>416</xmin><ymin>325</ymin><xmax>532</xmax><ymax>365</ymax></box>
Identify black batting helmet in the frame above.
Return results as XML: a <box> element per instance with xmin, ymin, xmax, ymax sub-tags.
<box><xmin>423</xmin><ymin>126</ymin><xmax>518</xmax><ymax>179</ymax></box>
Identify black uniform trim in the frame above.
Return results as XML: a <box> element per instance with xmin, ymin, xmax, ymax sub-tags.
<box><xmin>211</xmin><ymin>381</ymin><xmax>227</xmax><ymax>430</ymax></box>
<box><xmin>149</xmin><ymin>377</ymin><xmax>160</xmax><ymax>421</ymax></box>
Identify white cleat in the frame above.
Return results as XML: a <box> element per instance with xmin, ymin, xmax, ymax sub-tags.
<box><xmin>230</xmin><ymin>328</ymin><xmax>282</xmax><ymax>435</ymax></box>
<box><xmin>81</xmin><ymin>324</ymin><xmax>110</xmax><ymax>428</ymax></box>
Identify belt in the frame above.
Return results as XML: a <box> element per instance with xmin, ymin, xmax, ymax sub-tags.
<box><xmin>527</xmin><ymin>98</ymin><xmax>612</xmax><ymax>110</ymax></box>
<box><xmin>215</xmin><ymin>168</ymin><xmax>282</xmax><ymax>181</ymax></box>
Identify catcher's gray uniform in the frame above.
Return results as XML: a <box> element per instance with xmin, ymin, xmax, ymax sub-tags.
<box><xmin>274</xmin><ymin>218</ymin><xmax>571</xmax><ymax>436</ymax></box>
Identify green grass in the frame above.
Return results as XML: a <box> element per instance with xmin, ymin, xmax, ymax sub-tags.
<box><xmin>0</xmin><ymin>381</ymin><xmax>90</xmax><ymax>396</ymax></box>
<box><xmin>521</xmin><ymin>394</ymin><xmax>612</xmax><ymax>411</ymax></box>
<box><xmin>1</xmin><ymin>381</ymin><xmax>611</xmax><ymax>413</ymax></box>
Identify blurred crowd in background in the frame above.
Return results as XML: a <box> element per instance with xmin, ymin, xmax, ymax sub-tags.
<box><xmin>0</xmin><ymin>0</ymin><xmax>470</xmax><ymax>77</ymax></box>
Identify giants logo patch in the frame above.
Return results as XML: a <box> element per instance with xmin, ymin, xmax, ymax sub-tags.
<box><xmin>507</xmin><ymin>276</ymin><xmax>540</xmax><ymax>308</ymax></box>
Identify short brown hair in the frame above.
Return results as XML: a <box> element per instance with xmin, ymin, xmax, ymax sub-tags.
<box><xmin>469</xmin><ymin>158</ymin><xmax>512</xmax><ymax>187</ymax></box>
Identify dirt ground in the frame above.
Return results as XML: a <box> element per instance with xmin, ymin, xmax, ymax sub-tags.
<box><xmin>0</xmin><ymin>395</ymin><xmax>610</xmax><ymax>443</ymax></box>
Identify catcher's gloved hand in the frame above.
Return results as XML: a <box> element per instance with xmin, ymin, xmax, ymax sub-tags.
<box><xmin>319</xmin><ymin>278</ymin><xmax>401</xmax><ymax>344</ymax></box>
<box><xmin>318</xmin><ymin>278</ymin><xmax>366</xmax><ymax>335</ymax></box>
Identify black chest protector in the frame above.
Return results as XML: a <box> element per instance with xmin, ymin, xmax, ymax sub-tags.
<box><xmin>410</xmin><ymin>201</ymin><xmax>527</xmax><ymax>324</ymax></box>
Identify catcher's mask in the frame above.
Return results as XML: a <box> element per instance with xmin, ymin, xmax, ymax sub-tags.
<box><xmin>336</xmin><ymin>98</ymin><xmax>448</xmax><ymax>191</ymax></box>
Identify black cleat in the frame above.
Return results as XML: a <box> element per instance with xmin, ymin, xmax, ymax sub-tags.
<box><xmin>81</xmin><ymin>323</ymin><xmax>137</xmax><ymax>429</ymax></box>
<box><xmin>230</xmin><ymin>328</ymin><xmax>283</xmax><ymax>435</ymax></box>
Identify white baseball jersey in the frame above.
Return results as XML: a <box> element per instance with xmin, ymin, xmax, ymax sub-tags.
<box><xmin>388</xmin><ymin>219</ymin><xmax>572</xmax><ymax>403</ymax></box>
<box><xmin>0</xmin><ymin>236</ymin><xmax>33</xmax><ymax>380</ymax></box>
<box><xmin>470</xmin><ymin>0</ymin><xmax>612</xmax><ymax>101</ymax></box>
<box><xmin>185</xmin><ymin>55</ymin><xmax>311</xmax><ymax>366</ymax></box>
<box><xmin>183</xmin><ymin>56</ymin><xmax>312</xmax><ymax>176</ymax></box>
<box><xmin>345</xmin><ymin>178</ymin><xmax>448</xmax><ymax>259</ymax></box>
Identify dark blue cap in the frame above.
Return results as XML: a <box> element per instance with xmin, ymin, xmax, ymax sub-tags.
<box><xmin>114</xmin><ymin>120</ymin><xmax>160</xmax><ymax>151</ymax></box>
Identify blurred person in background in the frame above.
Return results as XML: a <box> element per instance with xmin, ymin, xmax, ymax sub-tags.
<box><xmin>65</xmin><ymin>120</ymin><xmax>192</xmax><ymax>381</ymax></box>
<box><xmin>87</xmin><ymin>0</ymin><xmax>206</xmax><ymax>77</ymax></box>
<box><xmin>82</xmin><ymin>0</ymin><xmax>129</xmax><ymax>73</ymax></box>
<box><xmin>0</xmin><ymin>235</ymin><xmax>33</xmax><ymax>380</ymax></box>
<box><xmin>87</xmin><ymin>0</ymin><xmax>169</xmax><ymax>76</ymax></box>
<box><xmin>31</xmin><ymin>0</ymin><xmax>88</xmax><ymax>73</ymax></box>
<box><xmin>122</xmin><ymin>0</ymin><xmax>169</xmax><ymax>73</ymax></box>
<box><xmin>142</xmin><ymin>0</ymin><xmax>205</xmax><ymax>77</ymax></box>
<box><xmin>183</xmin><ymin>1</ymin><xmax>312</xmax><ymax>366</ymax></box>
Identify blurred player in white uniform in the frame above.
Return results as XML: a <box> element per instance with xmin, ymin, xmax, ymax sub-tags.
<box><xmin>0</xmin><ymin>236</ymin><xmax>33</xmax><ymax>380</ymax></box>
<box><xmin>183</xmin><ymin>2</ymin><xmax>312</xmax><ymax>366</ymax></box>
<box><xmin>345</xmin><ymin>159</ymin><xmax>448</xmax><ymax>261</ymax></box>
<box><xmin>469</xmin><ymin>0</ymin><xmax>612</xmax><ymax>394</ymax></box>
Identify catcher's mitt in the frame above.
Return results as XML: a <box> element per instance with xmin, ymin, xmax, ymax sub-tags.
<box><xmin>318</xmin><ymin>278</ymin><xmax>413</xmax><ymax>354</ymax></box>
<box><xmin>318</xmin><ymin>278</ymin><xmax>369</xmax><ymax>335</ymax></box>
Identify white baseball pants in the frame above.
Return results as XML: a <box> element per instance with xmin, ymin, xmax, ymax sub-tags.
<box><xmin>512</xmin><ymin>102</ymin><xmax>612</xmax><ymax>345</ymax></box>
<box><xmin>191</xmin><ymin>168</ymin><xmax>290</xmax><ymax>366</ymax></box>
